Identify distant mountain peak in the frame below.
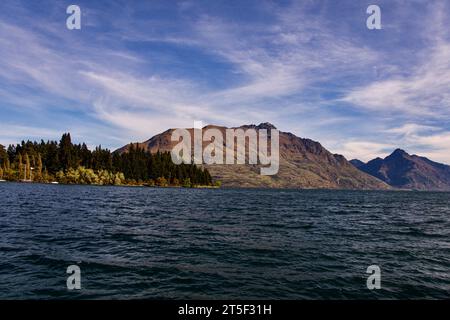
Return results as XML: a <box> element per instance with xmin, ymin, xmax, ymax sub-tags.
<box><xmin>238</xmin><ymin>122</ymin><xmax>277</xmax><ymax>130</ymax></box>
<box><xmin>390</xmin><ymin>148</ymin><xmax>408</xmax><ymax>157</ymax></box>
<box><xmin>257</xmin><ymin>122</ymin><xmax>277</xmax><ymax>130</ymax></box>
<box><xmin>349</xmin><ymin>159</ymin><xmax>365</xmax><ymax>168</ymax></box>
<box><xmin>357</xmin><ymin>148</ymin><xmax>450</xmax><ymax>191</ymax></box>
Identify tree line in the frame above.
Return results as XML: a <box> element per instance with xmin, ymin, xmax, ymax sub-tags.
<box><xmin>0</xmin><ymin>133</ymin><xmax>215</xmax><ymax>187</ymax></box>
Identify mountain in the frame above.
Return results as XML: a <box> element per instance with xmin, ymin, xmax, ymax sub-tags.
<box><xmin>116</xmin><ymin>123</ymin><xmax>389</xmax><ymax>189</ymax></box>
<box><xmin>358</xmin><ymin>149</ymin><xmax>450</xmax><ymax>191</ymax></box>
<box><xmin>350</xmin><ymin>159</ymin><xmax>365</xmax><ymax>168</ymax></box>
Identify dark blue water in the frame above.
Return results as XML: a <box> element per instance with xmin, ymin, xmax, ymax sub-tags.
<box><xmin>0</xmin><ymin>182</ymin><xmax>449</xmax><ymax>299</ymax></box>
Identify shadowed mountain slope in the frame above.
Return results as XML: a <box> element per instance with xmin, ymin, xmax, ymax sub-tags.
<box><xmin>358</xmin><ymin>149</ymin><xmax>450</xmax><ymax>191</ymax></box>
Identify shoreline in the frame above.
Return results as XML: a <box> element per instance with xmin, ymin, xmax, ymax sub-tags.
<box><xmin>0</xmin><ymin>180</ymin><xmax>218</xmax><ymax>189</ymax></box>
<box><xmin>1</xmin><ymin>180</ymin><xmax>449</xmax><ymax>192</ymax></box>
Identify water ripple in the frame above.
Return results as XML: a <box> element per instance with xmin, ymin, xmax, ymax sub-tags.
<box><xmin>0</xmin><ymin>183</ymin><xmax>449</xmax><ymax>299</ymax></box>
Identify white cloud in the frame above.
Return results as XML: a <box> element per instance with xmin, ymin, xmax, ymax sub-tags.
<box><xmin>341</xmin><ymin>2</ymin><xmax>450</xmax><ymax>119</ymax></box>
<box><xmin>384</xmin><ymin>123</ymin><xmax>450</xmax><ymax>164</ymax></box>
<box><xmin>384</xmin><ymin>123</ymin><xmax>440</xmax><ymax>136</ymax></box>
<box><xmin>335</xmin><ymin>141</ymin><xmax>395</xmax><ymax>162</ymax></box>
<box><xmin>341</xmin><ymin>43</ymin><xmax>450</xmax><ymax>117</ymax></box>
<box><xmin>0</xmin><ymin>124</ymin><xmax>62</xmax><ymax>146</ymax></box>
<box><xmin>413</xmin><ymin>132</ymin><xmax>450</xmax><ymax>164</ymax></box>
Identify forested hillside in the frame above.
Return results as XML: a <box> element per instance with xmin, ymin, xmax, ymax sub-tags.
<box><xmin>0</xmin><ymin>133</ymin><xmax>213</xmax><ymax>187</ymax></box>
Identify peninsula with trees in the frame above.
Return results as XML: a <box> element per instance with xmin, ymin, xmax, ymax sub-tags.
<box><xmin>0</xmin><ymin>133</ymin><xmax>214</xmax><ymax>187</ymax></box>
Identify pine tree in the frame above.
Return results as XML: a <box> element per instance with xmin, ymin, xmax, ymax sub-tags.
<box><xmin>0</xmin><ymin>144</ymin><xmax>7</xmax><ymax>167</ymax></box>
<box><xmin>43</xmin><ymin>167</ymin><xmax>49</xmax><ymax>182</ymax></box>
<box><xmin>36</xmin><ymin>154</ymin><xmax>43</xmax><ymax>181</ymax></box>
<box><xmin>18</xmin><ymin>154</ymin><xmax>23</xmax><ymax>181</ymax></box>
<box><xmin>25</xmin><ymin>153</ymin><xmax>31</xmax><ymax>180</ymax></box>
<box><xmin>0</xmin><ymin>132</ymin><xmax>215</xmax><ymax>186</ymax></box>
<box><xmin>59</xmin><ymin>133</ymin><xmax>73</xmax><ymax>171</ymax></box>
<box><xmin>5</xmin><ymin>157</ymin><xmax>10</xmax><ymax>172</ymax></box>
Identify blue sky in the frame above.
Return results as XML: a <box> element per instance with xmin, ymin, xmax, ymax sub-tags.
<box><xmin>1</xmin><ymin>0</ymin><xmax>450</xmax><ymax>163</ymax></box>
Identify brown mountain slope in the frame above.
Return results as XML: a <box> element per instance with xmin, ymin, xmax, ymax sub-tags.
<box><xmin>116</xmin><ymin>123</ymin><xmax>390</xmax><ymax>189</ymax></box>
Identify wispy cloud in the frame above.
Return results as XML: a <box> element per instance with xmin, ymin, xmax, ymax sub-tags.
<box><xmin>341</xmin><ymin>42</ymin><xmax>450</xmax><ymax>117</ymax></box>
<box><xmin>342</xmin><ymin>1</ymin><xmax>450</xmax><ymax>120</ymax></box>
<box><xmin>335</xmin><ymin>141</ymin><xmax>396</xmax><ymax>162</ymax></box>
<box><xmin>383</xmin><ymin>123</ymin><xmax>450</xmax><ymax>164</ymax></box>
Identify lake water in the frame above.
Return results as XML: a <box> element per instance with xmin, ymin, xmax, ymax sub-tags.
<box><xmin>0</xmin><ymin>182</ymin><xmax>449</xmax><ymax>299</ymax></box>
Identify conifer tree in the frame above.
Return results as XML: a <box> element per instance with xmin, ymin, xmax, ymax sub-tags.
<box><xmin>1</xmin><ymin>132</ymin><xmax>215</xmax><ymax>186</ymax></box>
<box><xmin>36</xmin><ymin>154</ymin><xmax>43</xmax><ymax>181</ymax></box>
<box><xmin>4</xmin><ymin>157</ymin><xmax>10</xmax><ymax>172</ymax></box>
<box><xmin>25</xmin><ymin>153</ymin><xmax>31</xmax><ymax>180</ymax></box>
<box><xmin>59</xmin><ymin>133</ymin><xmax>73</xmax><ymax>170</ymax></box>
<box><xmin>18</xmin><ymin>154</ymin><xmax>23</xmax><ymax>181</ymax></box>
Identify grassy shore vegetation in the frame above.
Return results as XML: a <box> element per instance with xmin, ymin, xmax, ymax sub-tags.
<box><xmin>0</xmin><ymin>133</ymin><xmax>218</xmax><ymax>187</ymax></box>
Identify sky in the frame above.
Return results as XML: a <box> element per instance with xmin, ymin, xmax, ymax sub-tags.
<box><xmin>1</xmin><ymin>0</ymin><xmax>450</xmax><ymax>163</ymax></box>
